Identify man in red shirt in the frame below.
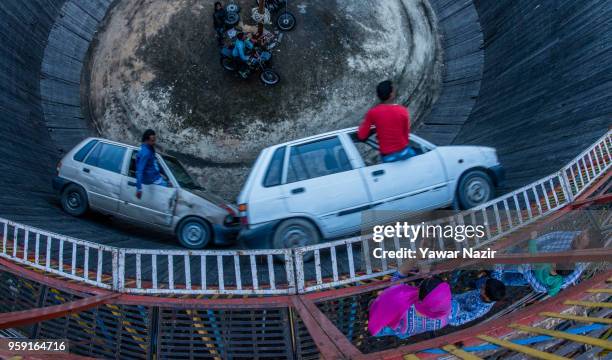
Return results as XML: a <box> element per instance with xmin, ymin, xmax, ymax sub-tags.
<box><xmin>357</xmin><ymin>80</ymin><xmax>415</xmax><ymax>163</ymax></box>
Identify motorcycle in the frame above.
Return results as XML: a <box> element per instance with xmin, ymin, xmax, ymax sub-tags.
<box><xmin>252</xmin><ymin>0</ymin><xmax>296</xmax><ymax>31</ymax></box>
<box><xmin>220</xmin><ymin>46</ymin><xmax>281</xmax><ymax>86</ymax></box>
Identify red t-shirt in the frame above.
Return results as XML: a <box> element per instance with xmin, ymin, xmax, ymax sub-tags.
<box><xmin>358</xmin><ymin>104</ymin><xmax>410</xmax><ymax>155</ymax></box>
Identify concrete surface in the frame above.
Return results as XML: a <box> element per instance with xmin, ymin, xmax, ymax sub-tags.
<box><xmin>84</xmin><ymin>0</ymin><xmax>443</xmax><ymax>200</ymax></box>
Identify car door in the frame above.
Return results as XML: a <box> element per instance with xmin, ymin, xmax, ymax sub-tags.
<box><xmin>118</xmin><ymin>150</ymin><xmax>178</xmax><ymax>227</ymax></box>
<box><xmin>80</xmin><ymin>142</ymin><xmax>127</xmax><ymax>213</ymax></box>
<box><xmin>246</xmin><ymin>146</ymin><xmax>290</xmax><ymax>226</ymax></box>
<box><xmin>281</xmin><ymin>136</ymin><xmax>371</xmax><ymax>237</ymax></box>
<box><xmin>350</xmin><ymin>133</ymin><xmax>450</xmax><ymax>220</ymax></box>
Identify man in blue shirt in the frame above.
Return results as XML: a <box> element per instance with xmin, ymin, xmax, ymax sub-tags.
<box><xmin>232</xmin><ymin>32</ymin><xmax>254</xmax><ymax>78</ymax></box>
<box><xmin>136</xmin><ymin>129</ymin><xmax>167</xmax><ymax>199</ymax></box>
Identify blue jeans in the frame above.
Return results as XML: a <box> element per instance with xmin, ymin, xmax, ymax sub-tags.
<box><xmin>382</xmin><ymin>146</ymin><xmax>417</xmax><ymax>163</ymax></box>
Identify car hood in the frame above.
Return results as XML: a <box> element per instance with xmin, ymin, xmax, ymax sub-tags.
<box><xmin>186</xmin><ymin>188</ymin><xmax>237</xmax><ymax>212</ymax></box>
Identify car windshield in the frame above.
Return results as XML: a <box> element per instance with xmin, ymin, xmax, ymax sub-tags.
<box><xmin>162</xmin><ymin>156</ymin><xmax>202</xmax><ymax>190</ymax></box>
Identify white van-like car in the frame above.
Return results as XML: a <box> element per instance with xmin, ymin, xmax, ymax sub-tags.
<box><xmin>53</xmin><ymin>138</ymin><xmax>239</xmax><ymax>249</ymax></box>
<box><xmin>237</xmin><ymin>127</ymin><xmax>504</xmax><ymax>251</ymax></box>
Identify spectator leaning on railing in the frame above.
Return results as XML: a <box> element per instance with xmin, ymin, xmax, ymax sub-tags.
<box><xmin>496</xmin><ymin>228</ymin><xmax>598</xmax><ymax>296</ymax></box>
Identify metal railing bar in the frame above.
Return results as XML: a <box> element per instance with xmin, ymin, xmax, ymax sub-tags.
<box><xmin>58</xmin><ymin>238</ymin><xmax>63</xmax><ymax>272</ymax></box>
<box><xmin>233</xmin><ymin>254</ymin><xmax>241</xmax><ymax>290</ymax></box>
<box><xmin>217</xmin><ymin>255</ymin><xmax>224</xmax><ymax>291</ymax></box>
<box><xmin>23</xmin><ymin>229</ymin><xmax>29</xmax><ymax>261</ymax></box>
<box><xmin>347</xmin><ymin>242</ymin><xmax>355</xmax><ymax>278</ymax></box>
<box><xmin>83</xmin><ymin>246</ymin><xmax>89</xmax><ymax>281</ymax></box>
<box><xmin>314</xmin><ymin>249</ymin><xmax>322</xmax><ymax>284</ymax></box>
<box><xmin>330</xmin><ymin>246</ymin><xmax>339</xmax><ymax>282</ymax></box>
<box><xmin>267</xmin><ymin>254</ymin><xmax>276</xmax><ymax>290</ymax></box>
<box><xmin>250</xmin><ymin>254</ymin><xmax>258</xmax><ymax>290</ymax></box>
<box><xmin>201</xmin><ymin>255</ymin><xmax>207</xmax><ymax>290</ymax></box>
<box><xmin>12</xmin><ymin>226</ymin><xmax>18</xmax><ymax>258</ymax></box>
<box><xmin>151</xmin><ymin>254</ymin><xmax>157</xmax><ymax>289</ymax></box>
<box><xmin>184</xmin><ymin>254</ymin><xmax>191</xmax><ymax>290</ymax></box>
<box><xmin>46</xmin><ymin>236</ymin><xmax>52</xmax><ymax>270</ymax></box>
<box><xmin>135</xmin><ymin>253</ymin><xmax>141</xmax><ymax>289</ymax></box>
<box><xmin>34</xmin><ymin>233</ymin><xmax>40</xmax><ymax>265</ymax></box>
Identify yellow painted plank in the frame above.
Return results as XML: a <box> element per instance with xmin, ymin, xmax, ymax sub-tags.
<box><xmin>442</xmin><ymin>345</ymin><xmax>482</xmax><ymax>360</ymax></box>
<box><xmin>477</xmin><ymin>335</ymin><xmax>568</xmax><ymax>360</ymax></box>
<box><xmin>539</xmin><ymin>311</ymin><xmax>612</xmax><ymax>324</ymax></box>
<box><xmin>587</xmin><ymin>288</ymin><xmax>612</xmax><ymax>294</ymax></box>
<box><xmin>510</xmin><ymin>324</ymin><xmax>612</xmax><ymax>350</ymax></box>
<box><xmin>564</xmin><ymin>300</ymin><xmax>612</xmax><ymax>308</ymax></box>
<box><xmin>402</xmin><ymin>355</ymin><xmax>420</xmax><ymax>360</ymax></box>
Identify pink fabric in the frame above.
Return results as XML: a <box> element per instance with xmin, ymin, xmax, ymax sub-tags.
<box><xmin>368</xmin><ymin>282</ymin><xmax>452</xmax><ymax>336</ymax></box>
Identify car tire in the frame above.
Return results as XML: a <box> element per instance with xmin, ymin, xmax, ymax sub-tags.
<box><xmin>60</xmin><ymin>184</ymin><xmax>88</xmax><ymax>217</ymax></box>
<box><xmin>272</xmin><ymin>219</ymin><xmax>320</xmax><ymax>262</ymax></box>
<box><xmin>177</xmin><ymin>217</ymin><xmax>212</xmax><ymax>249</ymax></box>
<box><xmin>457</xmin><ymin>170</ymin><xmax>494</xmax><ymax>209</ymax></box>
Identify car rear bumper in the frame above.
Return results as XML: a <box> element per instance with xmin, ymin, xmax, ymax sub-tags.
<box><xmin>488</xmin><ymin>164</ymin><xmax>505</xmax><ymax>186</ymax></box>
<box><xmin>52</xmin><ymin>176</ymin><xmax>70</xmax><ymax>193</ymax></box>
<box><xmin>238</xmin><ymin>221</ymin><xmax>279</xmax><ymax>248</ymax></box>
<box><xmin>212</xmin><ymin>224</ymin><xmax>240</xmax><ymax>246</ymax></box>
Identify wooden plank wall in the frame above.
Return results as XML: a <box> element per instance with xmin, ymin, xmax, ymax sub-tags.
<box><xmin>0</xmin><ymin>0</ymin><xmax>68</xmax><ymax>230</ymax></box>
<box><xmin>451</xmin><ymin>0</ymin><xmax>612</xmax><ymax>192</ymax></box>
<box><xmin>40</xmin><ymin>0</ymin><xmax>111</xmax><ymax>153</ymax></box>
<box><xmin>416</xmin><ymin>0</ymin><xmax>485</xmax><ymax>146</ymax></box>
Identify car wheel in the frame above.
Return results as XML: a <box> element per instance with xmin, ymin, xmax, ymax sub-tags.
<box><xmin>177</xmin><ymin>217</ymin><xmax>212</xmax><ymax>249</ymax></box>
<box><xmin>457</xmin><ymin>170</ymin><xmax>494</xmax><ymax>209</ymax></box>
<box><xmin>60</xmin><ymin>184</ymin><xmax>88</xmax><ymax>217</ymax></box>
<box><xmin>273</xmin><ymin>219</ymin><xmax>320</xmax><ymax>262</ymax></box>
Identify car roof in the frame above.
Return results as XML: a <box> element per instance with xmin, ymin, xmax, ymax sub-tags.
<box><xmin>80</xmin><ymin>137</ymin><xmax>178</xmax><ymax>159</ymax></box>
<box><xmin>262</xmin><ymin>127</ymin><xmax>434</xmax><ymax>150</ymax></box>
<box><xmin>267</xmin><ymin>127</ymin><xmax>358</xmax><ymax>149</ymax></box>
<box><xmin>83</xmin><ymin>137</ymin><xmax>138</xmax><ymax>150</ymax></box>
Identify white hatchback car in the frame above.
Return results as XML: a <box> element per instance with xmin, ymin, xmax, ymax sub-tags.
<box><xmin>237</xmin><ymin>127</ymin><xmax>504</xmax><ymax>251</ymax></box>
<box><xmin>53</xmin><ymin>138</ymin><xmax>239</xmax><ymax>249</ymax></box>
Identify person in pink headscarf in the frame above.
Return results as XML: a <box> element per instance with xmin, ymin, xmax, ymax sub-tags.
<box><xmin>368</xmin><ymin>277</ymin><xmax>452</xmax><ymax>339</ymax></box>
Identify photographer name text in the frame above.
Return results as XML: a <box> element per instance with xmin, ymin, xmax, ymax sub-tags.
<box><xmin>372</xmin><ymin>247</ymin><xmax>497</xmax><ymax>259</ymax></box>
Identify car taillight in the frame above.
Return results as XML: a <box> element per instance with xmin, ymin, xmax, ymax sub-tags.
<box><xmin>238</xmin><ymin>203</ymin><xmax>249</xmax><ymax>226</ymax></box>
<box><xmin>56</xmin><ymin>160</ymin><xmax>62</xmax><ymax>176</ymax></box>
<box><xmin>219</xmin><ymin>203</ymin><xmax>239</xmax><ymax>226</ymax></box>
